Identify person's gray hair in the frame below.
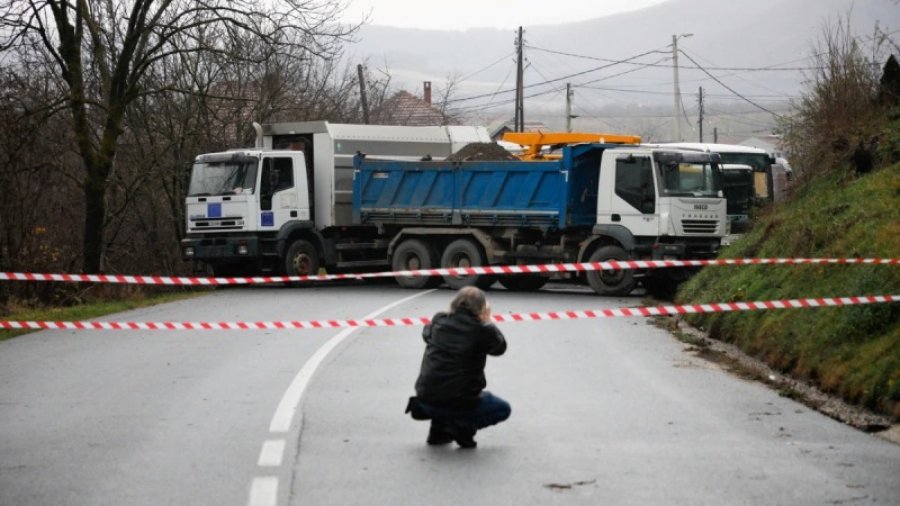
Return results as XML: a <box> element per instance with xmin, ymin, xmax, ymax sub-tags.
<box><xmin>449</xmin><ymin>286</ymin><xmax>487</xmax><ymax>316</ymax></box>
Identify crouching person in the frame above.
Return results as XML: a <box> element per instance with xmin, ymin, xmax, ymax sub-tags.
<box><xmin>406</xmin><ymin>286</ymin><xmax>511</xmax><ymax>449</ymax></box>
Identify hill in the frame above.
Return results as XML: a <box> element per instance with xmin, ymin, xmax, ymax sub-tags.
<box><xmin>676</xmin><ymin>163</ymin><xmax>900</xmax><ymax>420</ymax></box>
<box><xmin>348</xmin><ymin>0</ymin><xmax>899</xmax><ymax>136</ymax></box>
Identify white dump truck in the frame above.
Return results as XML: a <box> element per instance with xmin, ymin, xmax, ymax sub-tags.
<box><xmin>182</xmin><ymin>123</ymin><xmax>728</xmax><ymax>296</ymax></box>
<box><xmin>181</xmin><ymin>121</ymin><xmax>491</xmax><ymax>276</ymax></box>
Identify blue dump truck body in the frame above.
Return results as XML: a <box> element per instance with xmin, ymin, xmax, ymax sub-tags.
<box><xmin>352</xmin><ymin>144</ymin><xmax>608</xmax><ymax>229</ymax></box>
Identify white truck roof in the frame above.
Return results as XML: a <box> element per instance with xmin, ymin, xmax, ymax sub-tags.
<box><xmin>259</xmin><ymin>121</ymin><xmax>492</xmax><ymax>229</ymax></box>
<box><xmin>655</xmin><ymin>142</ymin><xmax>769</xmax><ymax>154</ymax></box>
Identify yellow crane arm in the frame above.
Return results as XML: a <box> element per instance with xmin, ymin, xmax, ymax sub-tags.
<box><xmin>502</xmin><ymin>131</ymin><xmax>642</xmax><ymax>160</ymax></box>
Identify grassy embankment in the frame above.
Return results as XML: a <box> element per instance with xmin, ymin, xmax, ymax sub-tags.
<box><xmin>677</xmin><ymin>163</ymin><xmax>900</xmax><ymax>419</ymax></box>
<box><xmin>0</xmin><ymin>290</ymin><xmax>208</xmax><ymax>342</ymax></box>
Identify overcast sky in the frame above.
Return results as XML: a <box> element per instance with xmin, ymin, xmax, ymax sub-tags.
<box><xmin>340</xmin><ymin>0</ymin><xmax>669</xmax><ymax>31</ymax></box>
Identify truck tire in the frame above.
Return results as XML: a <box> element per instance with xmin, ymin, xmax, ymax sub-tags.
<box><xmin>392</xmin><ymin>239</ymin><xmax>441</xmax><ymax>289</ymax></box>
<box><xmin>585</xmin><ymin>245</ymin><xmax>637</xmax><ymax>296</ymax></box>
<box><xmin>284</xmin><ymin>239</ymin><xmax>320</xmax><ymax>278</ymax></box>
<box><xmin>498</xmin><ymin>274</ymin><xmax>548</xmax><ymax>291</ymax></box>
<box><xmin>440</xmin><ymin>238</ymin><xmax>495</xmax><ymax>290</ymax></box>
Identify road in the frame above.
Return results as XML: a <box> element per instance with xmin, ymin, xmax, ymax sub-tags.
<box><xmin>1</xmin><ymin>282</ymin><xmax>897</xmax><ymax>505</ymax></box>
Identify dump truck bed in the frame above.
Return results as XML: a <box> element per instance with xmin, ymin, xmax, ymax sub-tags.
<box><xmin>352</xmin><ymin>144</ymin><xmax>613</xmax><ymax>229</ymax></box>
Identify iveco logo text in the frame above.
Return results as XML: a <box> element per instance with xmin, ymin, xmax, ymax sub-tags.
<box><xmin>693</xmin><ymin>204</ymin><xmax>708</xmax><ymax>210</ymax></box>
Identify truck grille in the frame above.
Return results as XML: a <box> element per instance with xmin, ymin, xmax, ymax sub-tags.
<box><xmin>681</xmin><ymin>219</ymin><xmax>718</xmax><ymax>235</ymax></box>
<box><xmin>190</xmin><ymin>218</ymin><xmax>244</xmax><ymax>231</ymax></box>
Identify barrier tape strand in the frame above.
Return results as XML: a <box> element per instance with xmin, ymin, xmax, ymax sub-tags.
<box><xmin>2</xmin><ymin>295</ymin><xmax>896</xmax><ymax>332</ymax></box>
<box><xmin>1</xmin><ymin>258</ymin><xmax>897</xmax><ymax>286</ymax></box>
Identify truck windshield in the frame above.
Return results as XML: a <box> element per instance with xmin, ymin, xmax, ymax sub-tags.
<box><xmin>188</xmin><ymin>159</ymin><xmax>259</xmax><ymax>196</ymax></box>
<box><xmin>718</xmin><ymin>153</ymin><xmax>771</xmax><ymax>171</ymax></box>
<box><xmin>658</xmin><ymin>160</ymin><xmax>721</xmax><ymax>197</ymax></box>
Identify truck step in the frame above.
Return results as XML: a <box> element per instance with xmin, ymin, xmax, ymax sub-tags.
<box><xmin>334</xmin><ymin>242</ymin><xmax>388</xmax><ymax>251</ymax></box>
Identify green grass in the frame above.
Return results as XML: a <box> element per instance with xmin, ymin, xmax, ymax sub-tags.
<box><xmin>0</xmin><ymin>290</ymin><xmax>209</xmax><ymax>341</ymax></box>
<box><xmin>678</xmin><ymin>163</ymin><xmax>900</xmax><ymax>419</ymax></box>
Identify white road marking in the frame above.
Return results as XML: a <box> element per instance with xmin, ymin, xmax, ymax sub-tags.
<box><xmin>249</xmin><ymin>290</ymin><xmax>436</xmax><ymax>506</ymax></box>
<box><xmin>268</xmin><ymin>289</ymin><xmax>435</xmax><ymax>433</ymax></box>
<box><xmin>257</xmin><ymin>439</ymin><xmax>286</xmax><ymax>467</ymax></box>
<box><xmin>248</xmin><ymin>476</ymin><xmax>278</xmax><ymax>506</ymax></box>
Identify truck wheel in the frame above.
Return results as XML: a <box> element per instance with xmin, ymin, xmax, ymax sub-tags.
<box><xmin>498</xmin><ymin>275</ymin><xmax>548</xmax><ymax>291</ymax></box>
<box><xmin>284</xmin><ymin>239</ymin><xmax>320</xmax><ymax>277</ymax></box>
<box><xmin>440</xmin><ymin>239</ymin><xmax>495</xmax><ymax>290</ymax></box>
<box><xmin>585</xmin><ymin>245</ymin><xmax>637</xmax><ymax>296</ymax></box>
<box><xmin>392</xmin><ymin>239</ymin><xmax>441</xmax><ymax>289</ymax></box>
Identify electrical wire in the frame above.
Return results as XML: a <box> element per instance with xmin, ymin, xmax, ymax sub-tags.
<box><xmin>679</xmin><ymin>44</ymin><xmax>796</xmax><ymax>99</ymax></box>
<box><xmin>445</xmin><ymin>46</ymin><xmax>672</xmax><ymax>104</ymax></box>
<box><xmin>459</xmin><ymin>52</ymin><xmax>516</xmax><ymax>82</ymax></box>
<box><xmin>526</xmin><ymin>44</ymin><xmax>821</xmax><ymax>72</ymax></box>
<box><xmin>677</xmin><ymin>50</ymin><xmax>784</xmax><ymax>119</ymax></box>
<box><xmin>575</xmin><ymin>84</ymin><xmax>796</xmax><ymax>101</ymax></box>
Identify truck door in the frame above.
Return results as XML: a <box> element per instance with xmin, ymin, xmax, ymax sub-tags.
<box><xmin>602</xmin><ymin>154</ymin><xmax>659</xmax><ymax>236</ymax></box>
<box><xmin>258</xmin><ymin>155</ymin><xmax>309</xmax><ymax>230</ymax></box>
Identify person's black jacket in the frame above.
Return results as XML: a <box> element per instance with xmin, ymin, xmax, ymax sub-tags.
<box><xmin>414</xmin><ymin>309</ymin><xmax>506</xmax><ymax>410</ymax></box>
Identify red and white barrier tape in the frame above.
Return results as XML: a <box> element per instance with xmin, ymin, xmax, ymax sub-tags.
<box><xmin>1</xmin><ymin>258</ymin><xmax>896</xmax><ymax>286</ymax></box>
<box><xmin>2</xmin><ymin>295</ymin><xmax>896</xmax><ymax>331</ymax></box>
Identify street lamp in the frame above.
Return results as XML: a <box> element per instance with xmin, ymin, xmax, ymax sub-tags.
<box><xmin>672</xmin><ymin>33</ymin><xmax>693</xmax><ymax>141</ymax></box>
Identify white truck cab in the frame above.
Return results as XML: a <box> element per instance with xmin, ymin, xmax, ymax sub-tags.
<box><xmin>182</xmin><ymin>122</ymin><xmax>491</xmax><ymax>275</ymax></box>
<box><xmin>593</xmin><ymin>147</ymin><xmax>726</xmax><ymax>255</ymax></box>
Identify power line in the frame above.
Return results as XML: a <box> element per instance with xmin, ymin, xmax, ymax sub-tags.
<box><xmin>677</xmin><ymin>50</ymin><xmax>784</xmax><ymax>119</ymax></box>
<box><xmin>679</xmin><ymin>44</ymin><xmax>796</xmax><ymax>99</ymax></box>
<box><xmin>525</xmin><ymin>33</ymin><xmax>616</xmax><ymax>116</ymax></box>
<box><xmin>575</xmin><ymin>84</ymin><xmax>796</xmax><ymax>101</ymax></box>
<box><xmin>525</xmin><ymin>44</ymin><xmax>821</xmax><ymax>72</ymax></box>
<box><xmin>445</xmin><ymin>46</ymin><xmax>671</xmax><ymax>104</ymax></box>
<box><xmin>528</xmin><ymin>62</ymin><xmax>567</xmax><ymax>96</ymax></box>
<box><xmin>459</xmin><ymin>52</ymin><xmax>516</xmax><ymax>82</ymax></box>
<box><xmin>574</xmin><ymin>56</ymin><xmax>671</xmax><ymax>88</ymax></box>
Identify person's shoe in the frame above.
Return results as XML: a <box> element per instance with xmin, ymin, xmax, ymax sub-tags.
<box><xmin>453</xmin><ymin>426</ymin><xmax>477</xmax><ymax>449</ymax></box>
<box><xmin>455</xmin><ymin>435</ymin><xmax>477</xmax><ymax>449</ymax></box>
<box><xmin>426</xmin><ymin>425</ymin><xmax>454</xmax><ymax>445</ymax></box>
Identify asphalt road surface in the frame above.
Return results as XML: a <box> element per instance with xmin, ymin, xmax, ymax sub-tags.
<box><xmin>1</xmin><ymin>282</ymin><xmax>897</xmax><ymax>505</ymax></box>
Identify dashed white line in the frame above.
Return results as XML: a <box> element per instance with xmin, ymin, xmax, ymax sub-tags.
<box><xmin>268</xmin><ymin>289</ymin><xmax>435</xmax><ymax>433</ymax></box>
<box><xmin>257</xmin><ymin>440</ymin><xmax>286</xmax><ymax>467</ymax></box>
<box><xmin>249</xmin><ymin>289</ymin><xmax>436</xmax><ymax>506</ymax></box>
<box><xmin>248</xmin><ymin>477</ymin><xmax>278</xmax><ymax>506</ymax></box>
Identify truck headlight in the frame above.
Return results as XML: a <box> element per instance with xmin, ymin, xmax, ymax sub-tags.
<box><xmin>183</xmin><ymin>247</ymin><xmax>195</xmax><ymax>257</ymax></box>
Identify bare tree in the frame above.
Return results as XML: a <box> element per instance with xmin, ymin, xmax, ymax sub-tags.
<box><xmin>780</xmin><ymin>14</ymin><xmax>889</xmax><ymax>180</ymax></box>
<box><xmin>103</xmin><ymin>30</ymin><xmax>365</xmax><ymax>274</ymax></box>
<box><xmin>434</xmin><ymin>71</ymin><xmax>463</xmax><ymax>125</ymax></box>
<box><xmin>0</xmin><ymin>0</ymin><xmax>359</xmax><ymax>273</ymax></box>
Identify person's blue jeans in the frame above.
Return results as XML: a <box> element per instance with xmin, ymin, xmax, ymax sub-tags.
<box><xmin>418</xmin><ymin>391</ymin><xmax>511</xmax><ymax>430</ymax></box>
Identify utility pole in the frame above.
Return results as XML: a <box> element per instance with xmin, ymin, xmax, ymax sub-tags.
<box><xmin>698</xmin><ymin>86</ymin><xmax>704</xmax><ymax>142</ymax></box>
<box><xmin>566</xmin><ymin>83</ymin><xmax>574</xmax><ymax>132</ymax></box>
<box><xmin>671</xmin><ymin>33</ymin><xmax>692</xmax><ymax>141</ymax></box>
<box><xmin>515</xmin><ymin>26</ymin><xmax>524</xmax><ymax>132</ymax></box>
<box><xmin>714</xmin><ymin>127</ymin><xmax>719</xmax><ymax>144</ymax></box>
<box><xmin>357</xmin><ymin>64</ymin><xmax>370</xmax><ymax>125</ymax></box>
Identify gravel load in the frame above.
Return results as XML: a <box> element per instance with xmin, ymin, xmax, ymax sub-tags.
<box><xmin>447</xmin><ymin>142</ymin><xmax>518</xmax><ymax>162</ymax></box>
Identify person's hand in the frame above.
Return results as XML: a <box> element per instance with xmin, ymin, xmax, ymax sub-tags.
<box><xmin>480</xmin><ymin>302</ymin><xmax>492</xmax><ymax>323</ymax></box>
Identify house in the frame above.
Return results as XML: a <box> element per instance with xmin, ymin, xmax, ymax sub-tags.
<box><xmin>371</xmin><ymin>82</ymin><xmax>453</xmax><ymax>126</ymax></box>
